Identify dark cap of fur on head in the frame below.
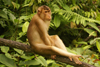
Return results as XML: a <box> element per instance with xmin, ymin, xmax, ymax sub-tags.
<box><xmin>42</xmin><ymin>5</ymin><xmax>50</xmax><ymax>10</ymax></box>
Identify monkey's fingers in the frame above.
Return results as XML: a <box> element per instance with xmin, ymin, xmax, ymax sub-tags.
<box><xmin>73</xmin><ymin>57</ymin><xmax>82</xmax><ymax>64</ymax></box>
<box><xmin>69</xmin><ymin>57</ymin><xmax>72</xmax><ymax>61</ymax></box>
<box><xmin>75</xmin><ymin>55</ymin><xmax>83</xmax><ymax>58</ymax></box>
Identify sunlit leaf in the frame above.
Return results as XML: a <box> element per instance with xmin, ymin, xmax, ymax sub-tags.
<box><xmin>47</xmin><ymin>60</ymin><xmax>55</xmax><ymax>65</ymax></box>
<box><xmin>84</xmin><ymin>28</ymin><xmax>97</xmax><ymax>36</ymax></box>
<box><xmin>38</xmin><ymin>0</ymin><xmax>42</xmax><ymax>3</ymax></box>
<box><xmin>0</xmin><ymin>54</ymin><xmax>17</xmax><ymax>67</ymax></box>
<box><xmin>14</xmin><ymin>48</ymin><xmax>24</xmax><ymax>54</ymax></box>
<box><xmin>8</xmin><ymin>12</ymin><xmax>16</xmax><ymax>22</ymax></box>
<box><xmin>1</xmin><ymin>46</ymin><xmax>9</xmax><ymax>53</ymax></box>
<box><xmin>2</xmin><ymin>0</ymin><xmax>12</xmax><ymax>5</ymax></box>
<box><xmin>83</xmin><ymin>45</ymin><xmax>91</xmax><ymax>50</ymax></box>
<box><xmin>88</xmin><ymin>23</ymin><xmax>100</xmax><ymax>33</ymax></box>
<box><xmin>77</xmin><ymin>41</ymin><xmax>87</xmax><ymax>45</ymax></box>
<box><xmin>21</xmin><ymin>54</ymin><xmax>34</xmax><ymax>60</ymax></box>
<box><xmin>0</xmin><ymin>11</ymin><xmax>8</xmax><ymax>19</ymax></box>
<box><xmin>22</xmin><ymin>21</ymin><xmax>29</xmax><ymax>32</ymax></box>
<box><xmin>12</xmin><ymin>2</ymin><xmax>20</xmax><ymax>9</ymax></box>
<box><xmin>63</xmin><ymin>4</ymin><xmax>71</xmax><ymax>11</ymax></box>
<box><xmin>19</xmin><ymin>60</ymin><xmax>40</xmax><ymax>65</ymax></box>
<box><xmin>87</xmin><ymin>12</ymin><xmax>90</xmax><ymax>18</ymax></box>
<box><xmin>36</xmin><ymin>56</ymin><xmax>47</xmax><ymax>66</ymax></box>
<box><xmin>53</xmin><ymin>15</ymin><xmax>61</xmax><ymax>28</ymax></box>
<box><xmin>72</xmin><ymin>0</ymin><xmax>76</xmax><ymax>5</ymax></box>
<box><xmin>5</xmin><ymin>53</ymin><xmax>12</xmax><ymax>59</ymax></box>
<box><xmin>96</xmin><ymin>41</ymin><xmax>100</xmax><ymax>52</ymax></box>
<box><xmin>0</xmin><ymin>21</ymin><xmax>6</xmax><ymax>28</ymax></box>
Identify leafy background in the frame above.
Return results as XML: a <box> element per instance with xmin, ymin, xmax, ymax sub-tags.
<box><xmin>0</xmin><ymin>0</ymin><xmax>100</xmax><ymax>67</ymax></box>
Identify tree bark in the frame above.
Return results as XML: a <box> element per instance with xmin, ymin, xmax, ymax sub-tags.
<box><xmin>0</xmin><ymin>38</ymin><xmax>96</xmax><ymax>67</ymax></box>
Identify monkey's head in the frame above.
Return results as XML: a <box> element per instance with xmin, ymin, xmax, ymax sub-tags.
<box><xmin>37</xmin><ymin>5</ymin><xmax>51</xmax><ymax>21</ymax></box>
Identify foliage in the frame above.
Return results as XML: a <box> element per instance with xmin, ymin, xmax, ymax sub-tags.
<box><xmin>0</xmin><ymin>0</ymin><xmax>100</xmax><ymax>67</ymax></box>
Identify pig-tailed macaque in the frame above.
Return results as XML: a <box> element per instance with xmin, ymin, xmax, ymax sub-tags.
<box><xmin>27</xmin><ymin>5</ymin><xmax>82</xmax><ymax>64</ymax></box>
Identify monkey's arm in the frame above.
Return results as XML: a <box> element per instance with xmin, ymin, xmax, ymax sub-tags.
<box><xmin>35</xmin><ymin>19</ymin><xmax>51</xmax><ymax>45</ymax></box>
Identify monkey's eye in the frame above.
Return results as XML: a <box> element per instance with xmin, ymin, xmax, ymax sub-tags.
<box><xmin>45</xmin><ymin>11</ymin><xmax>48</xmax><ymax>13</ymax></box>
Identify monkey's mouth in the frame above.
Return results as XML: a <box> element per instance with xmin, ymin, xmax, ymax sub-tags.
<box><xmin>47</xmin><ymin>18</ymin><xmax>51</xmax><ymax>21</ymax></box>
<box><xmin>47</xmin><ymin>19</ymin><xmax>51</xmax><ymax>21</ymax></box>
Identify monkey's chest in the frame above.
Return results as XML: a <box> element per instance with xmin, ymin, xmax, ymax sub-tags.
<box><xmin>44</xmin><ymin>21</ymin><xmax>50</xmax><ymax>31</ymax></box>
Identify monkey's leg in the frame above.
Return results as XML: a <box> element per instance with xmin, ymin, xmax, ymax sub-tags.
<box><xmin>50</xmin><ymin>35</ymin><xmax>67</xmax><ymax>51</ymax></box>
<box><xmin>33</xmin><ymin>44</ymin><xmax>82</xmax><ymax>64</ymax></box>
<box><xmin>50</xmin><ymin>35</ymin><xmax>82</xmax><ymax>63</ymax></box>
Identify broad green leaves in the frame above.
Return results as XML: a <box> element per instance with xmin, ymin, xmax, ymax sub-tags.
<box><xmin>53</xmin><ymin>15</ymin><xmax>61</xmax><ymax>28</ymax></box>
<box><xmin>36</xmin><ymin>56</ymin><xmax>47</xmax><ymax>66</ymax></box>
<box><xmin>12</xmin><ymin>2</ymin><xmax>20</xmax><ymax>10</ymax></box>
<box><xmin>8</xmin><ymin>12</ymin><xmax>16</xmax><ymax>23</ymax></box>
<box><xmin>0</xmin><ymin>54</ymin><xmax>17</xmax><ymax>67</ymax></box>
<box><xmin>84</xmin><ymin>28</ymin><xmax>97</xmax><ymax>36</ymax></box>
<box><xmin>2</xmin><ymin>0</ymin><xmax>12</xmax><ymax>5</ymax></box>
<box><xmin>1</xmin><ymin>46</ymin><xmax>9</xmax><ymax>53</ymax></box>
<box><xmin>19</xmin><ymin>60</ymin><xmax>40</xmax><ymax>66</ymax></box>
<box><xmin>22</xmin><ymin>21</ymin><xmax>29</xmax><ymax>33</ymax></box>
<box><xmin>14</xmin><ymin>48</ymin><xmax>24</xmax><ymax>54</ymax></box>
<box><xmin>88</xmin><ymin>23</ymin><xmax>100</xmax><ymax>33</ymax></box>
<box><xmin>96</xmin><ymin>41</ymin><xmax>100</xmax><ymax>52</ymax></box>
<box><xmin>0</xmin><ymin>10</ymin><xmax>8</xmax><ymax>19</ymax></box>
<box><xmin>19</xmin><ymin>56</ymin><xmax>47</xmax><ymax>66</ymax></box>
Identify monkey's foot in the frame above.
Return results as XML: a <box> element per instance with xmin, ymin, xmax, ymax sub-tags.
<box><xmin>69</xmin><ymin>55</ymin><xmax>82</xmax><ymax>64</ymax></box>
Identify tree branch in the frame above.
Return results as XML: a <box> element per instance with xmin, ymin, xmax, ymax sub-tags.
<box><xmin>0</xmin><ymin>38</ymin><xmax>96</xmax><ymax>67</ymax></box>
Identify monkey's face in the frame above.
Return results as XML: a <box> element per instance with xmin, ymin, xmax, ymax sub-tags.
<box><xmin>42</xmin><ymin>9</ymin><xmax>51</xmax><ymax>21</ymax></box>
<box><xmin>37</xmin><ymin>5</ymin><xmax>52</xmax><ymax>21</ymax></box>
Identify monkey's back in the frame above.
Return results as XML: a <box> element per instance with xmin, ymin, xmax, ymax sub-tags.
<box><xmin>27</xmin><ymin>15</ymin><xmax>44</xmax><ymax>47</ymax></box>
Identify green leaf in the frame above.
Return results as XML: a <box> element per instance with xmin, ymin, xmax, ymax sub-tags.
<box><xmin>83</xmin><ymin>45</ymin><xmax>92</xmax><ymax>50</ymax></box>
<box><xmin>77</xmin><ymin>41</ymin><xmax>87</xmax><ymax>45</ymax></box>
<box><xmin>19</xmin><ymin>32</ymin><xmax>26</xmax><ymax>38</ymax></box>
<box><xmin>0</xmin><ymin>64</ymin><xmax>6</xmax><ymax>67</ymax></box>
<box><xmin>0</xmin><ymin>10</ymin><xmax>8</xmax><ymax>19</ymax></box>
<box><xmin>36</xmin><ymin>56</ymin><xmax>47</xmax><ymax>66</ymax></box>
<box><xmin>2</xmin><ymin>0</ymin><xmax>12</xmax><ymax>5</ymax></box>
<box><xmin>19</xmin><ymin>60</ymin><xmax>40</xmax><ymax>65</ymax></box>
<box><xmin>8</xmin><ymin>12</ymin><xmax>16</xmax><ymax>22</ymax></box>
<box><xmin>5</xmin><ymin>53</ymin><xmax>12</xmax><ymax>59</ymax></box>
<box><xmin>73</xmin><ymin>48</ymin><xmax>83</xmax><ymax>55</ymax></box>
<box><xmin>53</xmin><ymin>4</ymin><xmax>60</xmax><ymax>12</ymax></box>
<box><xmin>96</xmin><ymin>41</ymin><xmax>100</xmax><ymax>52</ymax></box>
<box><xmin>88</xmin><ymin>23</ymin><xmax>100</xmax><ymax>33</ymax></box>
<box><xmin>38</xmin><ymin>0</ymin><xmax>42</xmax><ymax>3</ymax></box>
<box><xmin>22</xmin><ymin>21</ymin><xmax>29</xmax><ymax>32</ymax></box>
<box><xmin>0</xmin><ymin>54</ymin><xmax>17</xmax><ymax>67</ymax></box>
<box><xmin>0</xmin><ymin>35</ymin><xmax>5</xmax><ymax>38</ymax></box>
<box><xmin>62</xmin><ymin>4</ymin><xmax>71</xmax><ymax>11</ymax></box>
<box><xmin>14</xmin><ymin>48</ymin><xmax>24</xmax><ymax>54</ymax></box>
<box><xmin>47</xmin><ymin>60</ymin><xmax>55</xmax><ymax>65</ymax></box>
<box><xmin>19</xmin><ymin>16</ymin><xmax>29</xmax><ymax>20</ymax></box>
<box><xmin>84</xmin><ymin>28</ymin><xmax>97</xmax><ymax>36</ymax></box>
<box><xmin>87</xmin><ymin>12</ymin><xmax>90</xmax><ymax>18</ymax></box>
<box><xmin>0</xmin><ymin>21</ymin><xmax>6</xmax><ymax>28</ymax></box>
<box><xmin>1</xmin><ymin>46</ymin><xmax>9</xmax><ymax>53</ymax></box>
<box><xmin>96</xmin><ymin>12</ymin><xmax>100</xmax><ymax>21</ymax></box>
<box><xmin>72</xmin><ymin>0</ymin><xmax>76</xmax><ymax>5</ymax></box>
<box><xmin>12</xmin><ymin>2</ymin><xmax>20</xmax><ymax>9</ymax></box>
<box><xmin>21</xmin><ymin>54</ymin><xmax>35</xmax><ymax>60</ymax></box>
<box><xmin>53</xmin><ymin>15</ymin><xmax>61</xmax><ymax>28</ymax></box>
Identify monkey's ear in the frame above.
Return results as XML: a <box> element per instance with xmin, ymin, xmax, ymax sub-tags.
<box><xmin>37</xmin><ymin>8</ymin><xmax>41</xmax><ymax>15</ymax></box>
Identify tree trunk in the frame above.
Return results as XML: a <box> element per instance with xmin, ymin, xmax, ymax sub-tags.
<box><xmin>0</xmin><ymin>38</ymin><xmax>96</xmax><ymax>67</ymax></box>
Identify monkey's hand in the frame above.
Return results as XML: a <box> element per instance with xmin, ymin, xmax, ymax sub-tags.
<box><xmin>69</xmin><ymin>55</ymin><xmax>82</xmax><ymax>64</ymax></box>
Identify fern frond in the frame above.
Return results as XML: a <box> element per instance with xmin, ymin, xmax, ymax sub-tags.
<box><xmin>57</xmin><ymin>10</ymin><xmax>100</xmax><ymax>26</ymax></box>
